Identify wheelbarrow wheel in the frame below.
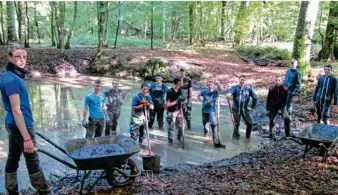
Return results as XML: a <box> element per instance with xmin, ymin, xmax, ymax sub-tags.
<box><xmin>106</xmin><ymin>159</ymin><xmax>138</xmax><ymax>187</ymax></box>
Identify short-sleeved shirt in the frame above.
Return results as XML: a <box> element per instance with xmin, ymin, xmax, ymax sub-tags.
<box><xmin>104</xmin><ymin>88</ymin><xmax>126</xmax><ymax>112</ymax></box>
<box><xmin>84</xmin><ymin>92</ymin><xmax>105</xmax><ymax>120</ymax></box>
<box><xmin>149</xmin><ymin>82</ymin><xmax>169</xmax><ymax>105</ymax></box>
<box><xmin>131</xmin><ymin>92</ymin><xmax>153</xmax><ymax>116</ymax></box>
<box><xmin>200</xmin><ymin>88</ymin><xmax>218</xmax><ymax>113</ymax></box>
<box><xmin>181</xmin><ymin>77</ymin><xmax>192</xmax><ymax>100</ymax></box>
<box><xmin>166</xmin><ymin>87</ymin><xmax>182</xmax><ymax>112</ymax></box>
<box><xmin>0</xmin><ymin>70</ymin><xmax>34</xmax><ymax>128</ymax></box>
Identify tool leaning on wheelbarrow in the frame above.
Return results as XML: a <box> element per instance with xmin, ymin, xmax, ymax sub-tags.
<box><xmin>285</xmin><ymin>123</ymin><xmax>338</xmax><ymax>163</ymax></box>
<box><xmin>34</xmin><ymin>132</ymin><xmax>140</xmax><ymax>194</ymax></box>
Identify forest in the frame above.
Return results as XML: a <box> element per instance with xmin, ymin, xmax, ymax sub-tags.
<box><xmin>0</xmin><ymin>1</ymin><xmax>337</xmax><ymax>78</ymax></box>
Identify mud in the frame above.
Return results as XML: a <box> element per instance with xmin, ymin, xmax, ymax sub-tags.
<box><xmin>68</xmin><ymin>144</ymin><xmax>125</xmax><ymax>159</ymax></box>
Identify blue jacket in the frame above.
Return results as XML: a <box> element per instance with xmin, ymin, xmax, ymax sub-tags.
<box><xmin>312</xmin><ymin>74</ymin><xmax>338</xmax><ymax>105</ymax></box>
<box><xmin>149</xmin><ymin>82</ymin><xmax>168</xmax><ymax>105</ymax></box>
<box><xmin>226</xmin><ymin>85</ymin><xmax>257</xmax><ymax>110</ymax></box>
<box><xmin>282</xmin><ymin>69</ymin><xmax>301</xmax><ymax>95</ymax></box>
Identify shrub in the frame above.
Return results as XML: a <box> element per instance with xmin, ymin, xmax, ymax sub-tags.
<box><xmin>235</xmin><ymin>45</ymin><xmax>292</xmax><ymax>60</ymax></box>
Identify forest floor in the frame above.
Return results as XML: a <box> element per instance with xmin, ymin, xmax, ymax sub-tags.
<box><xmin>1</xmin><ymin>45</ymin><xmax>338</xmax><ymax>194</ymax></box>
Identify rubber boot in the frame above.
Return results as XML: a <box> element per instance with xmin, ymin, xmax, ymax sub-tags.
<box><xmin>5</xmin><ymin>172</ymin><xmax>19</xmax><ymax>195</ymax></box>
<box><xmin>186</xmin><ymin>120</ymin><xmax>191</xmax><ymax>130</ymax></box>
<box><xmin>269</xmin><ymin>125</ymin><xmax>274</xmax><ymax>139</ymax></box>
<box><xmin>232</xmin><ymin>125</ymin><xmax>240</xmax><ymax>140</ymax></box>
<box><xmin>29</xmin><ymin>170</ymin><xmax>50</xmax><ymax>195</ymax></box>
<box><xmin>284</xmin><ymin>119</ymin><xmax>291</xmax><ymax>137</ymax></box>
<box><xmin>246</xmin><ymin>124</ymin><xmax>252</xmax><ymax>139</ymax></box>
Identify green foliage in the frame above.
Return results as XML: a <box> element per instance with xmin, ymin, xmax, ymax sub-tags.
<box><xmin>186</xmin><ymin>70</ymin><xmax>202</xmax><ymax>81</ymax></box>
<box><xmin>297</xmin><ymin>61</ymin><xmax>308</xmax><ymax>78</ymax></box>
<box><xmin>143</xmin><ymin>58</ymin><xmax>168</xmax><ymax>80</ymax></box>
<box><xmin>235</xmin><ymin>45</ymin><xmax>292</xmax><ymax>60</ymax></box>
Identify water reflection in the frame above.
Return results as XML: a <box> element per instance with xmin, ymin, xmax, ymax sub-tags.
<box><xmin>0</xmin><ymin>80</ymin><xmax>266</xmax><ymax>192</ymax></box>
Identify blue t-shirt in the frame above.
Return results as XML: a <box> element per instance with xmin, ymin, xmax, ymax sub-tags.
<box><xmin>0</xmin><ymin>70</ymin><xmax>34</xmax><ymax>127</ymax></box>
<box><xmin>149</xmin><ymin>82</ymin><xmax>169</xmax><ymax>105</ymax></box>
<box><xmin>131</xmin><ymin>92</ymin><xmax>153</xmax><ymax>107</ymax></box>
<box><xmin>200</xmin><ymin>88</ymin><xmax>218</xmax><ymax>113</ymax></box>
<box><xmin>84</xmin><ymin>92</ymin><xmax>105</xmax><ymax>120</ymax></box>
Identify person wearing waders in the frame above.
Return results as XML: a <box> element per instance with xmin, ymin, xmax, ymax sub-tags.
<box><xmin>104</xmin><ymin>79</ymin><xmax>127</xmax><ymax>135</ymax></box>
<box><xmin>82</xmin><ymin>79</ymin><xmax>109</xmax><ymax>138</ymax></box>
<box><xmin>179</xmin><ymin>68</ymin><xmax>193</xmax><ymax>130</ymax></box>
<box><xmin>312</xmin><ymin>65</ymin><xmax>338</xmax><ymax>124</ymax></box>
<box><xmin>266</xmin><ymin>75</ymin><xmax>288</xmax><ymax>138</ymax></box>
<box><xmin>282</xmin><ymin>59</ymin><xmax>301</xmax><ymax>137</ymax></box>
<box><xmin>0</xmin><ymin>44</ymin><xmax>50</xmax><ymax>194</ymax></box>
<box><xmin>226</xmin><ymin>76</ymin><xmax>257</xmax><ymax>139</ymax></box>
<box><xmin>165</xmin><ymin>77</ymin><xmax>185</xmax><ymax>143</ymax></box>
<box><xmin>130</xmin><ymin>83</ymin><xmax>154</xmax><ymax>143</ymax></box>
<box><xmin>197</xmin><ymin>80</ymin><xmax>223</xmax><ymax>147</ymax></box>
<box><xmin>148</xmin><ymin>73</ymin><xmax>169</xmax><ymax>129</ymax></box>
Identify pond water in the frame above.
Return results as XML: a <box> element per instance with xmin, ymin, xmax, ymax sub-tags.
<box><xmin>0</xmin><ymin>77</ymin><xmax>268</xmax><ymax>192</ymax></box>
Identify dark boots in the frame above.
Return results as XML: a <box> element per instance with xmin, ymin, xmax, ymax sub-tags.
<box><xmin>29</xmin><ymin>170</ymin><xmax>50</xmax><ymax>195</ymax></box>
<box><xmin>246</xmin><ymin>124</ymin><xmax>252</xmax><ymax>138</ymax></box>
<box><xmin>186</xmin><ymin>120</ymin><xmax>191</xmax><ymax>130</ymax></box>
<box><xmin>269</xmin><ymin>124</ymin><xmax>274</xmax><ymax>139</ymax></box>
<box><xmin>232</xmin><ymin>125</ymin><xmax>240</xmax><ymax>140</ymax></box>
<box><xmin>5</xmin><ymin>172</ymin><xmax>18</xmax><ymax>195</ymax></box>
<box><xmin>284</xmin><ymin>119</ymin><xmax>291</xmax><ymax>137</ymax></box>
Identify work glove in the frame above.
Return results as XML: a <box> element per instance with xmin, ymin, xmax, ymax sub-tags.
<box><xmin>309</xmin><ymin>103</ymin><xmax>316</xmax><ymax>115</ymax></box>
<box><xmin>82</xmin><ymin>119</ymin><xmax>88</xmax><ymax>128</ymax></box>
<box><xmin>106</xmin><ymin>115</ymin><xmax>112</xmax><ymax>125</ymax></box>
<box><xmin>225</xmin><ymin>93</ymin><xmax>232</xmax><ymax>100</ymax></box>
<box><xmin>246</xmin><ymin>106</ymin><xmax>253</xmax><ymax>111</ymax></box>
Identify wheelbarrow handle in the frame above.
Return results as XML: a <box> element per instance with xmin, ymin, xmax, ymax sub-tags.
<box><xmin>34</xmin><ymin>147</ymin><xmax>78</xmax><ymax>170</ymax></box>
<box><xmin>285</xmin><ymin>136</ymin><xmax>303</xmax><ymax>145</ymax></box>
<box><xmin>319</xmin><ymin>137</ymin><xmax>338</xmax><ymax>152</ymax></box>
<box><xmin>35</xmin><ymin>131</ymin><xmax>68</xmax><ymax>155</ymax></box>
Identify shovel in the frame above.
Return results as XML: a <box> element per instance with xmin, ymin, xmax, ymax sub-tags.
<box><xmin>144</xmin><ymin>106</ymin><xmax>152</xmax><ymax>155</ymax></box>
<box><xmin>180</xmin><ymin>102</ymin><xmax>185</xmax><ymax>149</ymax></box>
<box><xmin>226</xmin><ymin>98</ymin><xmax>236</xmax><ymax>130</ymax></box>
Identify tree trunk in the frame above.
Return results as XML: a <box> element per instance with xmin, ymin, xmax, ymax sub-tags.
<box><xmin>34</xmin><ymin>2</ymin><xmax>41</xmax><ymax>44</ymax></box>
<box><xmin>318</xmin><ymin>1</ymin><xmax>338</xmax><ymax>60</ymax></box>
<box><xmin>50</xmin><ymin>1</ymin><xmax>56</xmax><ymax>47</ymax></box>
<box><xmin>162</xmin><ymin>1</ymin><xmax>165</xmax><ymax>43</ymax></box>
<box><xmin>65</xmin><ymin>1</ymin><xmax>78</xmax><ymax>49</ymax></box>
<box><xmin>103</xmin><ymin>2</ymin><xmax>109</xmax><ymax>47</ymax></box>
<box><xmin>94</xmin><ymin>1</ymin><xmax>108</xmax><ymax>61</ymax></box>
<box><xmin>16</xmin><ymin>2</ymin><xmax>22</xmax><ymax>43</ymax></box>
<box><xmin>7</xmin><ymin>1</ymin><xmax>17</xmax><ymax>42</ymax></box>
<box><xmin>292</xmin><ymin>0</ymin><xmax>319</xmax><ymax>76</ymax></box>
<box><xmin>57</xmin><ymin>1</ymin><xmax>66</xmax><ymax>55</ymax></box>
<box><xmin>198</xmin><ymin>1</ymin><xmax>203</xmax><ymax>42</ymax></box>
<box><xmin>25</xmin><ymin>2</ymin><xmax>30</xmax><ymax>48</ymax></box>
<box><xmin>114</xmin><ymin>1</ymin><xmax>121</xmax><ymax>49</ymax></box>
<box><xmin>220</xmin><ymin>1</ymin><xmax>227</xmax><ymax>40</ymax></box>
<box><xmin>233</xmin><ymin>1</ymin><xmax>249</xmax><ymax>45</ymax></box>
<box><xmin>333</xmin><ymin>29</ymin><xmax>338</xmax><ymax>59</ymax></box>
<box><xmin>171</xmin><ymin>10</ymin><xmax>178</xmax><ymax>41</ymax></box>
<box><xmin>189</xmin><ymin>2</ymin><xmax>195</xmax><ymax>45</ymax></box>
<box><xmin>151</xmin><ymin>1</ymin><xmax>154</xmax><ymax>49</ymax></box>
<box><xmin>17</xmin><ymin>2</ymin><xmax>28</xmax><ymax>46</ymax></box>
<box><xmin>0</xmin><ymin>2</ymin><xmax>5</xmax><ymax>44</ymax></box>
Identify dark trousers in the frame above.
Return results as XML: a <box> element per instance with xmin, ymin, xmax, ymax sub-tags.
<box><xmin>232</xmin><ymin>109</ymin><xmax>253</xmax><ymax>138</ymax></box>
<box><xmin>202</xmin><ymin>112</ymin><xmax>220</xmax><ymax>144</ymax></box>
<box><xmin>5</xmin><ymin>125</ymin><xmax>41</xmax><ymax>175</ymax></box>
<box><xmin>268</xmin><ymin>108</ymin><xmax>291</xmax><ymax>136</ymax></box>
<box><xmin>149</xmin><ymin>104</ymin><xmax>164</xmax><ymax>128</ymax></box>
<box><xmin>105</xmin><ymin>111</ymin><xmax>120</xmax><ymax>135</ymax></box>
<box><xmin>315</xmin><ymin>101</ymin><xmax>330</xmax><ymax>124</ymax></box>
<box><xmin>183</xmin><ymin>103</ymin><xmax>192</xmax><ymax>129</ymax></box>
<box><xmin>86</xmin><ymin>117</ymin><xmax>104</xmax><ymax>138</ymax></box>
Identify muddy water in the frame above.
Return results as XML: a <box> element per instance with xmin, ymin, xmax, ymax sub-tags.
<box><xmin>0</xmin><ymin>78</ymin><xmax>267</xmax><ymax>192</ymax></box>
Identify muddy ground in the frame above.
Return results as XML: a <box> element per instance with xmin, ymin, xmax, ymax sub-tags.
<box><xmin>1</xmin><ymin>46</ymin><xmax>338</xmax><ymax>194</ymax></box>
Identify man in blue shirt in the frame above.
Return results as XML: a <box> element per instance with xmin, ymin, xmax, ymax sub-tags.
<box><xmin>104</xmin><ymin>79</ymin><xmax>127</xmax><ymax>135</ymax></box>
<box><xmin>82</xmin><ymin>79</ymin><xmax>108</xmax><ymax>138</ymax></box>
<box><xmin>282</xmin><ymin>59</ymin><xmax>301</xmax><ymax>136</ymax></box>
<box><xmin>130</xmin><ymin>83</ymin><xmax>154</xmax><ymax>143</ymax></box>
<box><xmin>0</xmin><ymin>44</ymin><xmax>49</xmax><ymax>194</ymax></box>
<box><xmin>197</xmin><ymin>80</ymin><xmax>223</xmax><ymax>148</ymax></box>
<box><xmin>312</xmin><ymin>65</ymin><xmax>338</xmax><ymax>124</ymax></box>
<box><xmin>226</xmin><ymin>76</ymin><xmax>257</xmax><ymax>139</ymax></box>
<box><xmin>149</xmin><ymin>73</ymin><xmax>169</xmax><ymax>129</ymax></box>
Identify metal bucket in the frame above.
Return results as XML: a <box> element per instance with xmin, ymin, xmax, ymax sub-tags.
<box><xmin>142</xmin><ymin>155</ymin><xmax>160</xmax><ymax>173</ymax></box>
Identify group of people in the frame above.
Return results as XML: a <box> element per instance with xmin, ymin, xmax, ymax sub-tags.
<box><xmin>1</xmin><ymin>44</ymin><xmax>337</xmax><ymax>194</ymax></box>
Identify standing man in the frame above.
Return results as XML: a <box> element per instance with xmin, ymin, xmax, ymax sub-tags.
<box><xmin>82</xmin><ymin>79</ymin><xmax>108</xmax><ymax>138</ymax></box>
<box><xmin>0</xmin><ymin>44</ymin><xmax>49</xmax><ymax>194</ymax></box>
<box><xmin>165</xmin><ymin>77</ymin><xmax>184</xmax><ymax>143</ymax></box>
<box><xmin>149</xmin><ymin>73</ymin><xmax>169</xmax><ymax>129</ymax></box>
<box><xmin>179</xmin><ymin>68</ymin><xmax>193</xmax><ymax>130</ymax></box>
<box><xmin>266</xmin><ymin>76</ymin><xmax>289</xmax><ymax>138</ymax></box>
<box><xmin>282</xmin><ymin>59</ymin><xmax>301</xmax><ymax>136</ymax></box>
<box><xmin>197</xmin><ymin>80</ymin><xmax>223</xmax><ymax>147</ymax></box>
<box><xmin>130</xmin><ymin>83</ymin><xmax>154</xmax><ymax>143</ymax></box>
<box><xmin>104</xmin><ymin>79</ymin><xmax>127</xmax><ymax>135</ymax></box>
<box><xmin>226</xmin><ymin>76</ymin><xmax>257</xmax><ymax>139</ymax></box>
<box><xmin>312</xmin><ymin>65</ymin><xmax>338</xmax><ymax>124</ymax></box>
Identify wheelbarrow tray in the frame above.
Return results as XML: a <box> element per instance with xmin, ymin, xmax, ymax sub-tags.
<box><xmin>66</xmin><ymin>135</ymin><xmax>139</xmax><ymax>170</ymax></box>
